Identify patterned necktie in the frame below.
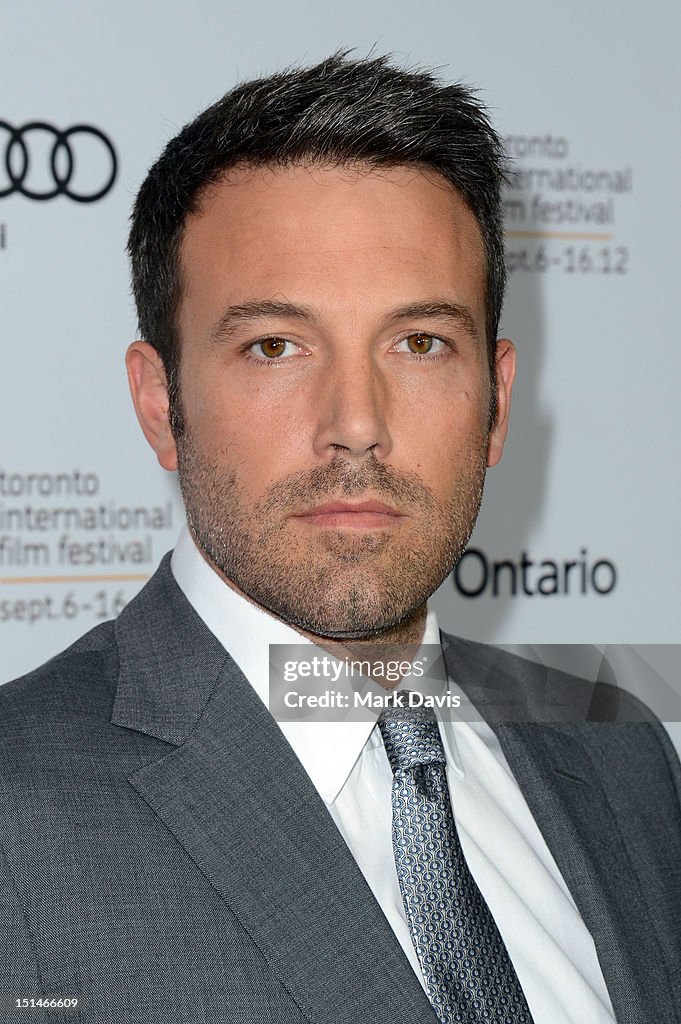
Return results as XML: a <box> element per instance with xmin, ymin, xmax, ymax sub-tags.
<box><xmin>377</xmin><ymin>703</ymin><xmax>534</xmax><ymax>1024</ymax></box>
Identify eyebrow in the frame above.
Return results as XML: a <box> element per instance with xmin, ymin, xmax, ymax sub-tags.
<box><xmin>385</xmin><ymin>301</ymin><xmax>480</xmax><ymax>341</ymax></box>
<box><xmin>209</xmin><ymin>297</ymin><xmax>480</xmax><ymax>343</ymax></box>
<box><xmin>210</xmin><ymin>299</ymin><xmax>316</xmax><ymax>342</ymax></box>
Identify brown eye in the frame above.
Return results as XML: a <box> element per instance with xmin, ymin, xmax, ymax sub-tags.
<box><xmin>406</xmin><ymin>333</ymin><xmax>434</xmax><ymax>354</ymax></box>
<box><xmin>259</xmin><ymin>338</ymin><xmax>287</xmax><ymax>358</ymax></box>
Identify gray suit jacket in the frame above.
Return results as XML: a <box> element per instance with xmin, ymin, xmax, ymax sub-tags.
<box><xmin>1</xmin><ymin>555</ymin><xmax>680</xmax><ymax>1023</ymax></box>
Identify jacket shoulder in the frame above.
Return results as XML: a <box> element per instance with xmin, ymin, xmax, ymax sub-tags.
<box><xmin>0</xmin><ymin>619</ymin><xmax>119</xmax><ymax>743</ymax></box>
<box><xmin>440</xmin><ymin>632</ymin><xmax>681</xmax><ymax>808</ymax></box>
<box><xmin>440</xmin><ymin>632</ymin><xmax>663</xmax><ymax>724</ymax></box>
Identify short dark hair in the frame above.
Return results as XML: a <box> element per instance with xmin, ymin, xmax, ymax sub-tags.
<box><xmin>128</xmin><ymin>51</ymin><xmax>507</xmax><ymax>433</ymax></box>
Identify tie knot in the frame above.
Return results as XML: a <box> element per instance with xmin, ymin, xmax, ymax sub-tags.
<box><xmin>377</xmin><ymin>704</ymin><xmax>447</xmax><ymax>774</ymax></box>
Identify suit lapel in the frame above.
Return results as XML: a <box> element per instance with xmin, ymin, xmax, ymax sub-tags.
<box><xmin>443</xmin><ymin>636</ymin><xmax>672</xmax><ymax>1024</ymax></box>
<box><xmin>112</xmin><ymin>559</ymin><xmax>437</xmax><ymax>1024</ymax></box>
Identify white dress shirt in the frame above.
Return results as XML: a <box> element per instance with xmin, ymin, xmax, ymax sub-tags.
<box><xmin>171</xmin><ymin>525</ymin><xmax>615</xmax><ymax>1023</ymax></box>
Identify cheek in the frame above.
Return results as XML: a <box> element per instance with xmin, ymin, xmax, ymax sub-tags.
<box><xmin>409</xmin><ymin>376</ymin><xmax>490</xmax><ymax>437</ymax></box>
<box><xmin>186</xmin><ymin>387</ymin><xmax>312</xmax><ymax>494</ymax></box>
<box><xmin>402</xmin><ymin>385</ymin><xmax>489</xmax><ymax>480</ymax></box>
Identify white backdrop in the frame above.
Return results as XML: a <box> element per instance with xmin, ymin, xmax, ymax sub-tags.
<box><xmin>1</xmin><ymin>2</ymin><xmax>679</xmax><ymax>741</ymax></box>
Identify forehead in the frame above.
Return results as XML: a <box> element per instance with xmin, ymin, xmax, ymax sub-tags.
<box><xmin>177</xmin><ymin>162</ymin><xmax>486</xmax><ymax>330</ymax></box>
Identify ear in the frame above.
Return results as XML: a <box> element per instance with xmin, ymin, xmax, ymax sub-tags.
<box><xmin>125</xmin><ymin>341</ymin><xmax>178</xmax><ymax>472</ymax></box>
<box><xmin>487</xmin><ymin>338</ymin><xmax>516</xmax><ymax>468</ymax></box>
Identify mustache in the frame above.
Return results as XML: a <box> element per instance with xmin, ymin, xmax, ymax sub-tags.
<box><xmin>258</xmin><ymin>455</ymin><xmax>441</xmax><ymax>513</ymax></box>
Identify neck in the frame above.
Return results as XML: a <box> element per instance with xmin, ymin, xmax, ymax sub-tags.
<box><xmin>199</xmin><ymin>544</ymin><xmax>429</xmax><ymax>689</ymax></box>
<box><xmin>296</xmin><ymin>604</ymin><xmax>428</xmax><ymax>690</ymax></box>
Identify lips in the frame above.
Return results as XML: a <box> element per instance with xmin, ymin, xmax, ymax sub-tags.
<box><xmin>302</xmin><ymin>500</ymin><xmax>401</xmax><ymax>516</ymax></box>
<box><xmin>292</xmin><ymin>499</ymin><xmax>406</xmax><ymax>529</ymax></box>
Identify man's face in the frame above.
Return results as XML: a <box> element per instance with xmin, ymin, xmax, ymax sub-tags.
<box><xmin>129</xmin><ymin>163</ymin><xmax>514</xmax><ymax>640</ymax></box>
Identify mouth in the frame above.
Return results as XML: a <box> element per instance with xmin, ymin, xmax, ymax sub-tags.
<box><xmin>292</xmin><ymin>499</ymin><xmax>408</xmax><ymax>530</ymax></box>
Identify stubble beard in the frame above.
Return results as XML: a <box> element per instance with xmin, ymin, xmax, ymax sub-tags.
<box><xmin>175</xmin><ymin>431</ymin><xmax>488</xmax><ymax>641</ymax></box>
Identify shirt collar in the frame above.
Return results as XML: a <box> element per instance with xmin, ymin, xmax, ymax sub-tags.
<box><xmin>170</xmin><ymin>523</ymin><xmax>451</xmax><ymax>802</ymax></box>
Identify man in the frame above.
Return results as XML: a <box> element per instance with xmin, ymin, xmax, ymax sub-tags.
<box><xmin>1</xmin><ymin>52</ymin><xmax>680</xmax><ymax>1024</ymax></box>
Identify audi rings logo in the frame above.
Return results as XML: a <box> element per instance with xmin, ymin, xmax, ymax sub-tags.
<box><xmin>0</xmin><ymin>121</ymin><xmax>117</xmax><ymax>202</ymax></box>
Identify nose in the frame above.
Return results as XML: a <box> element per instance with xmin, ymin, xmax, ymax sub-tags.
<box><xmin>312</xmin><ymin>352</ymin><xmax>392</xmax><ymax>460</ymax></box>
